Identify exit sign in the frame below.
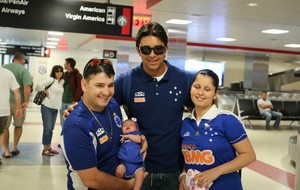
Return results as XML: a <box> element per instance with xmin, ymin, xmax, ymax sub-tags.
<box><xmin>133</xmin><ymin>15</ymin><xmax>151</xmax><ymax>28</ymax></box>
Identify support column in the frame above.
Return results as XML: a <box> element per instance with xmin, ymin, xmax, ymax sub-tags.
<box><xmin>166</xmin><ymin>26</ymin><xmax>187</xmax><ymax>70</ymax></box>
<box><xmin>116</xmin><ymin>54</ymin><xmax>129</xmax><ymax>77</ymax></box>
<box><xmin>244</xmin><ymin>53</ymin><xmax>269</xmax><ymax>90</ymax></box>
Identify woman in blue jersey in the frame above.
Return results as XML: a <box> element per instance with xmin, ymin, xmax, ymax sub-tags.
<box><xmin>179</xmin><ymin>69</ymin><xmax>256</xmax><ymax>190</ymax></box>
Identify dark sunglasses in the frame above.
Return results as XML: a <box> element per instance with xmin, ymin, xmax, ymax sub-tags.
<box><xmin>55</xmin><ymin>70</ymin><xmax>63</xmax><ymax>73</ymax></box>
<box><xmin>139</xmin><ymin>45</ymin><xmax>166</xmax><ymax>55</ymax></box>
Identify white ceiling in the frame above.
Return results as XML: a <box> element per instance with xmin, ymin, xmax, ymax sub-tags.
<box><xmin>1</xmin><ymin>0</ymin><xmax>300</xmax><ymax>63</ymax></box>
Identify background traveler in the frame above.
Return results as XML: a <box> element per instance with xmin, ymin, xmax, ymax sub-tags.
<box><xmin>257</xmin><ymin>91</ymin><xmax>283</xmax><ymax>130</ymax></box>
<box><xmin>2</xmin><ymin>52</ymin><xmax>32</xmax><ymax>158</ymax></box>
<box><xmin>36</xmin><ymin>65</ymin><xmax>64</xmax><ymax>156</ymax></box>
<box><xmin>0</xmin><ymin>67</ymin><xmax>23</xmax><ymax>163</ymax></box>
<box><xmin>60</xmin><ymin>57</ymin><xmax>83</xmax><ymax>129</ymax></box>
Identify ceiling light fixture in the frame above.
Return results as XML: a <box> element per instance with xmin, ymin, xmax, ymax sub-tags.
<box><xmin>261</xmin><ymin>29</ymin><xmax>289</xmax><ymax>34</ymax></box>
<box><xmin>47</xmin><ymin>38</ymin><xmax>60</xmax><ymax>41</ymax></box>
<box><xmin>216</xmin><ymin>37</ymin><xmax>236</xmax><ymax>42</ymax></box>
<box><xmin>166</xmin><ymin>19</ymin><xmax>192</xmax><ymax>25</ymax></box>
<box><xmin>48</xmin><ymin>31</ymin><xmax>64</xmax><ymax>36</ymax></box>
<box><xmin>247</xmin><ymin>3</ymin><xmax>258</xmax><ymax>7</ymax></box>
<box><xmin>46</xmin><ymin>42</ymin><xmax>58</xmax><ymax>45</ymax></box>
<box><xmin>284</xmin><ymin>44</ymin><xmax>300</xmax><ymax>48</ymax></box>
<box><xmin>46</xmin><ymin>45</ymin><xmax>56</xmax><ymax>49</ymax></box>
<box><xmin>167</xmin><ymin>29</ymin><xmax>187</xmax><ymax>34</ymax></box>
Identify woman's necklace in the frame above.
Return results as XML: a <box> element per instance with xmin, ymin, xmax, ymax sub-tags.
<box><xmin>87</xmin><ymin>106</ymin><xmax>113</xmax><ymax>141</ymax></box>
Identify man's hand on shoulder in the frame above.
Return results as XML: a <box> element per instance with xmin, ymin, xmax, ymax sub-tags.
<box><xmin>63</xmin><ymin>102</ymin><xmax>78</xmax><ymax>120</ymax></box>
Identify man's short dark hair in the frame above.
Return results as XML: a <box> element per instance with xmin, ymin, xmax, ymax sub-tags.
<box><xmin>135</xmin><ymin>22</ymin><xmax>168</xmax><ymax>47</ymax></box>
<box><xmin>65</xmin><ymin>58</ymin><xmax>76</xmax><ymax>69</ymax></box>
<box><xmin>14</xmin><ymin>52</ymin><xmax>26</xmax><ymax>60</ymax></box>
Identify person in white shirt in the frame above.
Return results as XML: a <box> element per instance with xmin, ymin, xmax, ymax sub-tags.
<box><xmin>257</xmin><ymin>91</ymin><xmax>282</xmax><ymax>130</ymax></box>
<box><xmin>0</xmin><ymin>67</ymin><xmax>23</xmax><ymax>163</ymax></box>
<box><xmin>36</xmin><ymin>65</ymin><xmax>64</xmax><ymax>156</ymax></box>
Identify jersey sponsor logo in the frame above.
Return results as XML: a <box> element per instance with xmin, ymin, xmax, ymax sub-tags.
<box><xmin>100</xmin><ymin>135</ymin><xmax>108</xmax><ymax>144</ymax></box>
<box><xmin>134</xmin><ymin>97</ymin><xmax>145</xmax><ymax>102</ymax></box>
<box><xmin>182</xmin><ymin>144</ymin><xmax>215</xmax><ymax>165</ymax></box>
<box><xmin>134</xmin><ymin>91</ymin><xmax>146</xmax><ymax>103</ymax></box>
<box><xmin>96</xmin><ymin>128</ymin><xmax>105</xmax><ymax>137</ymax></box>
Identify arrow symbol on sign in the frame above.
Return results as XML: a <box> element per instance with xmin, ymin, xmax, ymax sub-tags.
<box><xmin>117</xmin><ymin>16</ymin><xmax>127</xmax><ymax>26</ymax></box>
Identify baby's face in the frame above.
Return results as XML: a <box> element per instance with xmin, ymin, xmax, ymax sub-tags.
<box><xmin>122</xmin><ymin>120</ymin><xmax>138</xmax><ymax>134</ymax></box>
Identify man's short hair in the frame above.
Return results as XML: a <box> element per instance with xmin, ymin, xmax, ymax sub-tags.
<box><xmin>14</xmin><ymin>52</ymin><xmax>26</xmax><ymax>60</ymax></box>
<box><xmin>65</xmin><ymin>58</ymin><xmax>76</xmax><ymax>69</ymax></box>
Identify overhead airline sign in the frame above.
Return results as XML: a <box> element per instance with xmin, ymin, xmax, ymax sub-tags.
<box><xmin>0</xmin><ymin>0</ymin><xmax>133</xmax><ymax>37</ymax></box>
<box><xmin>0</xmin><ymin>44</ymin><xmax>50</xmax><ymax>57</ymax></box>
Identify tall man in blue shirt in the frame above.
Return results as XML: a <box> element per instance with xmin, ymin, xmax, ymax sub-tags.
<box><xmin>114</xmin><ymin>22</ymin><xmax>193</xmax><ymax>189</ymax></box>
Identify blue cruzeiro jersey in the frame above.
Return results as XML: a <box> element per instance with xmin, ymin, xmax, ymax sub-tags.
<box><xmin>181</xmin><ymin>105</ymin><xmax>247</xmax><ymax>190</ymax></box>
<box><xmin>61</xmin><ymin>99</ymin><xmax>123</xmax><ymax>190</ymax></box>
<box><xmin>114</xmin><ymin>60</ymin><xmax>194</xmax><ymax>173</ymax></box>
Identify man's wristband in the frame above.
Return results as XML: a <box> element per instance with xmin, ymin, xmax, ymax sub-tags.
<box><xmin>178</xmin><ymin>172</ymin><xmax>186</xmax><ymax>182</ymax></box>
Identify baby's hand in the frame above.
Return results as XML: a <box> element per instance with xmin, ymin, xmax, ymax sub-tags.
<box><xmin>120</xmin><ymin>134</ymin><xmax>142</xmax><ymax>143</ymax></box>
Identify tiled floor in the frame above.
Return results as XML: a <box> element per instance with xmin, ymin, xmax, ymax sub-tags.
<box><xmin>0</xmin><ymin>103</ymin><xmax>298</xmax><ymax>190</ymax></box>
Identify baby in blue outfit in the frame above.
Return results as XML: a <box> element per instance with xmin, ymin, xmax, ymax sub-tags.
<box><xmin>116</xmin><ymin>118</ymin><xmax>145</xmax><ymax>190</ymax></box>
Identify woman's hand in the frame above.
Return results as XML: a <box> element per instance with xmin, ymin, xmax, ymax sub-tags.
<box><xmin>179</xmin><ymin>175</ymin><xmax>189</xmax><ymax>190</ymax></box>
<box><xmin>193</xmin><ymin>169</ymin><xmax>217</xmax><ymax>189</ymax></box>
<box><xmin>44</xmin><ymin>89</ymin><xmax>50</xmax><ymax>99</ymax></box>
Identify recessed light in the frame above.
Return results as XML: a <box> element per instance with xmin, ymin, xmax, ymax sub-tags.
<box><xmin>284</xmin><ymin>44</ymin><xmax>300</xmax><ymax>48</ymax></box>
<box><xmin>48</xmin><ymin>31</ymin><xmax>64</xmax><ymax>36</ymax></box>
<box><xmin>261</xmin><ymin>29</ymin><xmax>289</xmax><ymax>34</ymax></box>
<box><xmin>46</xmin><ymin>45</ymin><xmax>56</xmax><ymax>49</ymax></box>
<box><xmin>47</xmin><ymin>38</ymin><xmax>60</xmax><ymax>41</ymax></box>
<box><xmin>166</xmin><ymin>19</ymin><xmax>192</xmax><ymax>25</ymax></box>
<box><xmin>216</xmin><ymin>37</ymin><xmax>236</xmax><ymax>42</ymax></box>
<box><xmin>167</xmin><ymin>29</ymin><xmax>187</xmax><ymax>34</ymax></box>
<box><xmin>46</xmin><ymin>42</ymin><xmax>58</xmax><ymax>45</ymax></box>
<box><xmin>247</xmin><ymin>3</ymin><xmax>258</xmax><ymax>7</ymax></box>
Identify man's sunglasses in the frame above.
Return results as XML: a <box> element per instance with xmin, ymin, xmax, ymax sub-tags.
<box><xmin>139</xmin><ymin>45</ymin><xmax>166</xmax><ymax>55</ymax></box>
<box><xmin>83</xmin><ymin>58</ymin><xmax>113</xmax><ymax>77</ymax></box>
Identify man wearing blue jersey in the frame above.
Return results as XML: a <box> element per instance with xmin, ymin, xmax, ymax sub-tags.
<box><xmin>61</xmin><ymin>59</ymin><xmax>136</xmax><ymax>190</ymax></box>
<box><xmin>63</xmin><ymin>23</ymin><xmax>193</xmax><ymax>189</ymax></box>
<box><xmin>114</xmin><ymin>22</ymin><xmax>194</xmax><ymax>189</ymax></box>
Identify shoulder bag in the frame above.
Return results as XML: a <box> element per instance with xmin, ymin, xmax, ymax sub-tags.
<box><xmin>33</xmin><ymin>79</ymin><xmax>55</xmax><ymax>105</ymax></box>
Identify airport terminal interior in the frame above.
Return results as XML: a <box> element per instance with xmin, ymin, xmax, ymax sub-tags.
<box><xmin>0</xmin><ymin>99</ymin><xmax>298</xmax><ymax>190</ymax></box>
<box><xmin>1</xmin><ymin>0</ymin><xmax>300</xmax><ymax>190</ymax></box>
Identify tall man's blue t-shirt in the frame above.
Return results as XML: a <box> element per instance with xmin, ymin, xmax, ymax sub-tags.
<box><xmin>114</xmin><ymin>60</ymin><xmax>194</xmax><ymax>173</ymax></box>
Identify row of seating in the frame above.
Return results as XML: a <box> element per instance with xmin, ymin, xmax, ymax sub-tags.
<box><xmin>236</xmin><ymin>98</ymin><xmax>300</xmax><ymax>129</ymax></box>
